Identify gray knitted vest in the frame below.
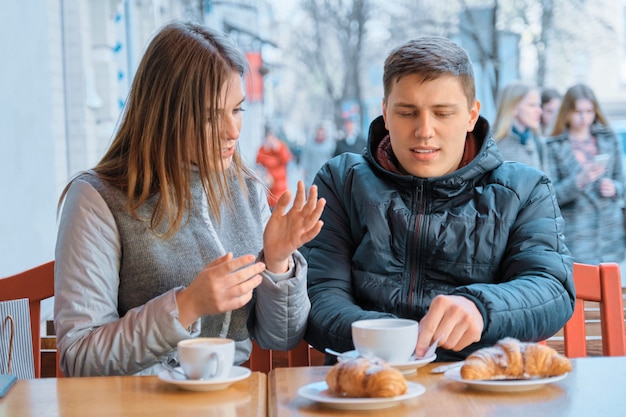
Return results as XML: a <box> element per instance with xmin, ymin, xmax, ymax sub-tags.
<box><xmin>79</xmin><ymin>170</ymin><xmax>265</xmax><ymax>343</ymax></box>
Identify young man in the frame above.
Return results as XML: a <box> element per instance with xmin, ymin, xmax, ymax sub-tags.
<box><xmin>301</xmin><ymin>37</ymin><xmax>575</xmax><ymax>362</ymax></box>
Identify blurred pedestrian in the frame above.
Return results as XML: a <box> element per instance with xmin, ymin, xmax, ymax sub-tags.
<box><xmin>546</xmin><ymin>83</ymin><xmax>626</xmax><ymax>264</ymax></box>
<box><xmin>333</xmin><ymin>118</ymin><xmax>366</xmax><ymax>156</ymax></box>
<box><xmin>541</xmin><ymin>87</ymin><xmax>562</xmax><ymax>136</ymax></box>
<box><xmin>256</xmin><ymin>128</ymin><xmax>293</xmax><ymax>208</ymax></box>
<box><xmin>302</xmin><ymin>123</ymin><xmax>336</xmax><ymax>188</ymax></box>
<box><xmin>493</xmin><ymin>81</ymin><xmax>547</xmax><ymax>172</ymax></box>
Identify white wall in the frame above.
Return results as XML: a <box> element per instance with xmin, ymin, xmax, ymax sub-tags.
<box><xmin>0</xmin><ymin>0</ymin><xmax>63</xmax><ymax>276</ymax></box>
<box><xmin>0</xmin><ymin>0</ymin><xmax>267</xmax><ymax>278</ymax></box>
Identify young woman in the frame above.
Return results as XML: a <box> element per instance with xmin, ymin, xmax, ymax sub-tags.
<box><xmin>540</xmin><ymin>87</ymin><xmax>562</xmax><ymax>136</ymax></box>
<box><xmin>546</xmin><ymin>83</ymin><xmax>625</xmax><ymax>264</ymax></box>
<box><xmin>492</xmin><ymin>81</ymin><xmax>547</xmax><ymax>172</ymax></box>
<box><xmin>54</xmin><ymin>20</ymin><xmax>325</xmax><ymax>377</ymax></box>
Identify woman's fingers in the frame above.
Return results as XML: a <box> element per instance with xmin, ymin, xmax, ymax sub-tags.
<box><xmin>291</xmin><ymin>180</ymin><xmax>307</xmax><ymax>210</ymax></box>
<box><xmin>226</xmin><ymin>261</ymin><xmax>265</xmax><ymax>291</ymax></box>
<box><xmin>193</xmin><ymin>254</ymin><xmax>265</xmax><ymax>313</ymax></box>
<box><xmin>273</xmin><ymin>189</ymin><xmax>292</xmax><ymax>216</ymax></box>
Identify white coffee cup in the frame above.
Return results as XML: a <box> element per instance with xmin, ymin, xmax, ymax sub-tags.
<box><xmin>177</xmin><ymin>337</ymin><xmax>234</xmax><ymax>380</ymax></box>
<box><xmin>351</xmin><ymin>318</ymin><xmax>418</xmax><ymax>363</ymax></box>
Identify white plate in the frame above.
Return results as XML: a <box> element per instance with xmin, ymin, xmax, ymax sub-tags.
<box><xmin>158</xmin><ymin>365</ymin><xmax>251</xmax><ymax>392</ymax></box>
<box><xmin>443</xmin><ymin>368</ymin><xmax>569</xmax><ymax>392</ymax></box>
<box><xmin>298</xmin><ymin>381</ymin><xmax>426</xmax><ymax>410</ymax></box>
<box><xmin>338</xmin><ymin>350</ymin><xmax>437</xmax><ymax>374</ymax></box>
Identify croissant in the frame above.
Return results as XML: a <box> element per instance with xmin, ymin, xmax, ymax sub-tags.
<box><xmin>325</xmin><ymin>356</ymin><xmax>408</xmax><ymax>398</ymax></box>
<box><xmin>460</xmin><ymin>338</ymin><xmax>572</xmax><ymax>380</ymax></box>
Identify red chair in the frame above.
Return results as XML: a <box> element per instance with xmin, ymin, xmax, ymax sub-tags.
<box><xmin>0</xmin><ymin>261</ymin><xmax>62</xmax><ymax>377</ymax></box>
<box><xmin>563</xmin><ymin>262</ymin><xmax>626</xmax><ymax>357</ymax></box>
<box><xmin>244</xmin><ymin>339</ymin><xmax>312</xmax><ymax>373</ymax></box>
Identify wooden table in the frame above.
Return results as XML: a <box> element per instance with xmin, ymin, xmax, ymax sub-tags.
<box><xmin>0</xmin><ymin>371</ymin><xmax>266</xmax><ymax>417</ymax></box>
<box><xmin>268</xmin><ymin>357</ymin><xmax>626</xmax><ymax>416</ymax></box>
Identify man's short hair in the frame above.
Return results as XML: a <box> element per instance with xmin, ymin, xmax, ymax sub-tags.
<box><xmin>383</xmin><ymin>36</ymin><xmax>476</xmax><ymax>108</ymax></box>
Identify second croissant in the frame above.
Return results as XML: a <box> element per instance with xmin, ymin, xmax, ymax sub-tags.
<box><xmin>460</xmin><ymin>337</ymin><xmax>572</xmax><ymax>380</ymax></box>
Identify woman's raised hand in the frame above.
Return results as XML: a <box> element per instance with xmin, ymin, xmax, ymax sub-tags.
<box><xmin>262</xmin><ymin>180</ymin><xmax>326</xmax><ymax>273</ymax></box>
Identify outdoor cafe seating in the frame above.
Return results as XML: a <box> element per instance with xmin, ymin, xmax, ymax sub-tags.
<box><xmin>1</xmin><ymin>262</ymin><xmax>625</xmax><ymax>416</ymax></box>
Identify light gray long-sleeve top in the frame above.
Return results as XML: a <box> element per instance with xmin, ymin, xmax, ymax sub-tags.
<box><xmin>54</xmin><ymin>173</ymin><xmax>310</xmax><ymax>377</ymax></box>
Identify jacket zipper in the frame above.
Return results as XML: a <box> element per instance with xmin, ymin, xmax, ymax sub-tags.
<box><xmin>408</xmin><ymin>182</ymin><xmax>425</xmax><ymax>310</ymax></box>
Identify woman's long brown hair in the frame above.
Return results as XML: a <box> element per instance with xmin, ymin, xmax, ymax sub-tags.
<box><xmin>550</xmin><ymin>83</ymin><xmax>609</xmax><ymax>137</ymax></box>
<box><xmin>59</xmin><ymin>21</ymin><xmax>258</xmax><ymax>238</ymax></box>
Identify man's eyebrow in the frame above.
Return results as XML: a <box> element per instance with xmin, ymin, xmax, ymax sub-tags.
<box><xmin>393</xmin><ymin>102</ymin><xmax>417</xmax><ymax>109</ymax></box>
<box><xmin>392</xmin><ymin>102</ymin><xmax>459</xmax><ymax>109</ymax></box>
<box><xmin>431</xmin><ymin>103</ymin><xmax>459</xmax><ymax>110</ymax></box>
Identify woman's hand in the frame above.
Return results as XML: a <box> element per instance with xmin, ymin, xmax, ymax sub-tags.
<box><xmin>577</xmin><ymin>161</ymin><xmax>607</xmax><ymax>188</ymax></box>
<box><xmin>599</xmin><ymin>178</ymin><xmax>616</xmax><ymax>197</ymax></box>
<box><xmin>176</xmin><ymin>253</ymin><xmax>265</xmax><ymax>328</ymax></box>
<box><xmin>263</xmin><ymin>180</ymin><xmax>326</xmax><ymax>273</ymax></box>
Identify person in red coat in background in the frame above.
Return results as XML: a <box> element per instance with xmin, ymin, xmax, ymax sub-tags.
<box><xmin>256</xmin><ymin>128</ymin><xmax>293</xmax><ymax>208</ymax></box>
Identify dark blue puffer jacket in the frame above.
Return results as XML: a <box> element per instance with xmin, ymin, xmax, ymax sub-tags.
<box><xmin>302</xmin><ymin>115</ymin><xmax>575</xmax><ymax>362</ymax></box>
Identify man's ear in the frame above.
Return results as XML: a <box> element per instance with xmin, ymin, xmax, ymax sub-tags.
<box><xmin>382</xmin><ymin>98</ymin><xmax>389</xmax><ymax>130</ymax></box>
<box><xmin>467</xmin><ymin>99</ymin><xmax>481</xmax><ymax>132</ymax></box>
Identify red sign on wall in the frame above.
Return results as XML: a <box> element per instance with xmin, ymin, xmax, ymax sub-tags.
<box><xmin>245</xmin><ymin>52</ymin><xmax>264</xmax><ymax>102</ymax></box>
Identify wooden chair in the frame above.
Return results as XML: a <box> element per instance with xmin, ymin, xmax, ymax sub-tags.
<box><xmin>0</xmin><ymin>261</ymin><xmax>60</xmax><ymax>377</ymax></box>
<box><xmin>244</xmin><ymin>339</ymin><xmax>313</xmax><ymax>373</ymax></box>
<box><xmin>563</xmin><ymin>262</ymin><xmax>626</xmax><ymax>357</ymax></box>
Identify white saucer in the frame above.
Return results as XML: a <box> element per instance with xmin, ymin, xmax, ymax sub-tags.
<box><xmin>158</xmin><ymin>365</ymin><xmax>251</xmax><ymax>392</ymax></box>
<box><xmin>298</xmin><ymin>381</ymin><xmax>426</xmax><ymax>410</ymax></box>
<box><xmin>338</xmin><ymin>351</ymin><xmax>437</xmax><ymax>374</ymax></box>
<box><xmin>444</xmin><ymin>367</ymin><xmax>569</xmax><ymax>392</ymax></box>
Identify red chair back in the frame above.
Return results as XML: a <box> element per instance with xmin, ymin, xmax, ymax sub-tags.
<box><xmin>0</xmin><ymin>261</ymin><xmax>56</xmax><ymax>377</ymax></box>
<box><xmin>244</xmin><ymin>339</ymin><xmax>312</xmax><ymax>373</ymax></box>
<box><xmin>563</xmin><ymin>262</ymin><xmax>626</xmax><ymax>357</ymax></box>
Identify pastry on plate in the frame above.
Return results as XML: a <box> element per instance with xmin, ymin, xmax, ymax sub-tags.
<box><xmin>325</xmin><ymin>356</ymin><xmax>407</xmax><ymax>397</ymax></box>
<box><xmin>460</xmin><ymin>337</ymin><xmax>572</xmax><ymax>380</ymax></box>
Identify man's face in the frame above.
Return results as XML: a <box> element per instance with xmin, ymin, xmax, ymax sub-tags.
<box><xmin>382</xmin><ymin>74</ymin><xmax>480</xmax><ymax>178</ymax></box>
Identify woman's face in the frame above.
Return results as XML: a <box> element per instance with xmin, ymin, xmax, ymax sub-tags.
<box><xmin>514</xmin><ymin>90</ymin><xmax>542</xmax><ymax>130</ymax></box>
<box><xmin>541</xmin><ymin>98</ymin><xmax>561</xmax><ymax>128</ymax></box>
<box><xmin>568</xmin><ymin>98</ymin><xmax>596</xmax><ymax>132</ymax></box>
<box><xmin>195</xmin><ymin>71</ymin><xmax>246</xmax><ymax>170</ymax></box>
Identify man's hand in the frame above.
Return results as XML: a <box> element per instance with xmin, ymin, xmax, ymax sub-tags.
<box><xmin>415</xmin><ymin>295</ymin><xmax>484</xmax><ymax>357</ymax></box>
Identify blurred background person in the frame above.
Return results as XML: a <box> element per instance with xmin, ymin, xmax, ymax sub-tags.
<box><xmin>546</xmin><ymin>83</ymin><xmax>626</xmax><ymax>265</ymax></box>
<box><xmin>541</xmin><ymin>87</ymin><xmax>563</xmax><ymax>136</ymax></box>
<box><xmin>492</xmin><ymin>81</ymin><xmax>547</xmax><ymax>172</ymax></box>
<box><xmin>333</xmin><ymin>118</ymin><xmax>367</xmax><ymax>157</ymax></box>
<box><xmin>302</xmin><ymin>123</ymin><xmax>336</xmax><ymax>189</ymax></box>
<box><xmin>256</xmin><ymin>127</ymin><xmax>293</xmax><ymax>209</ymax></box>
